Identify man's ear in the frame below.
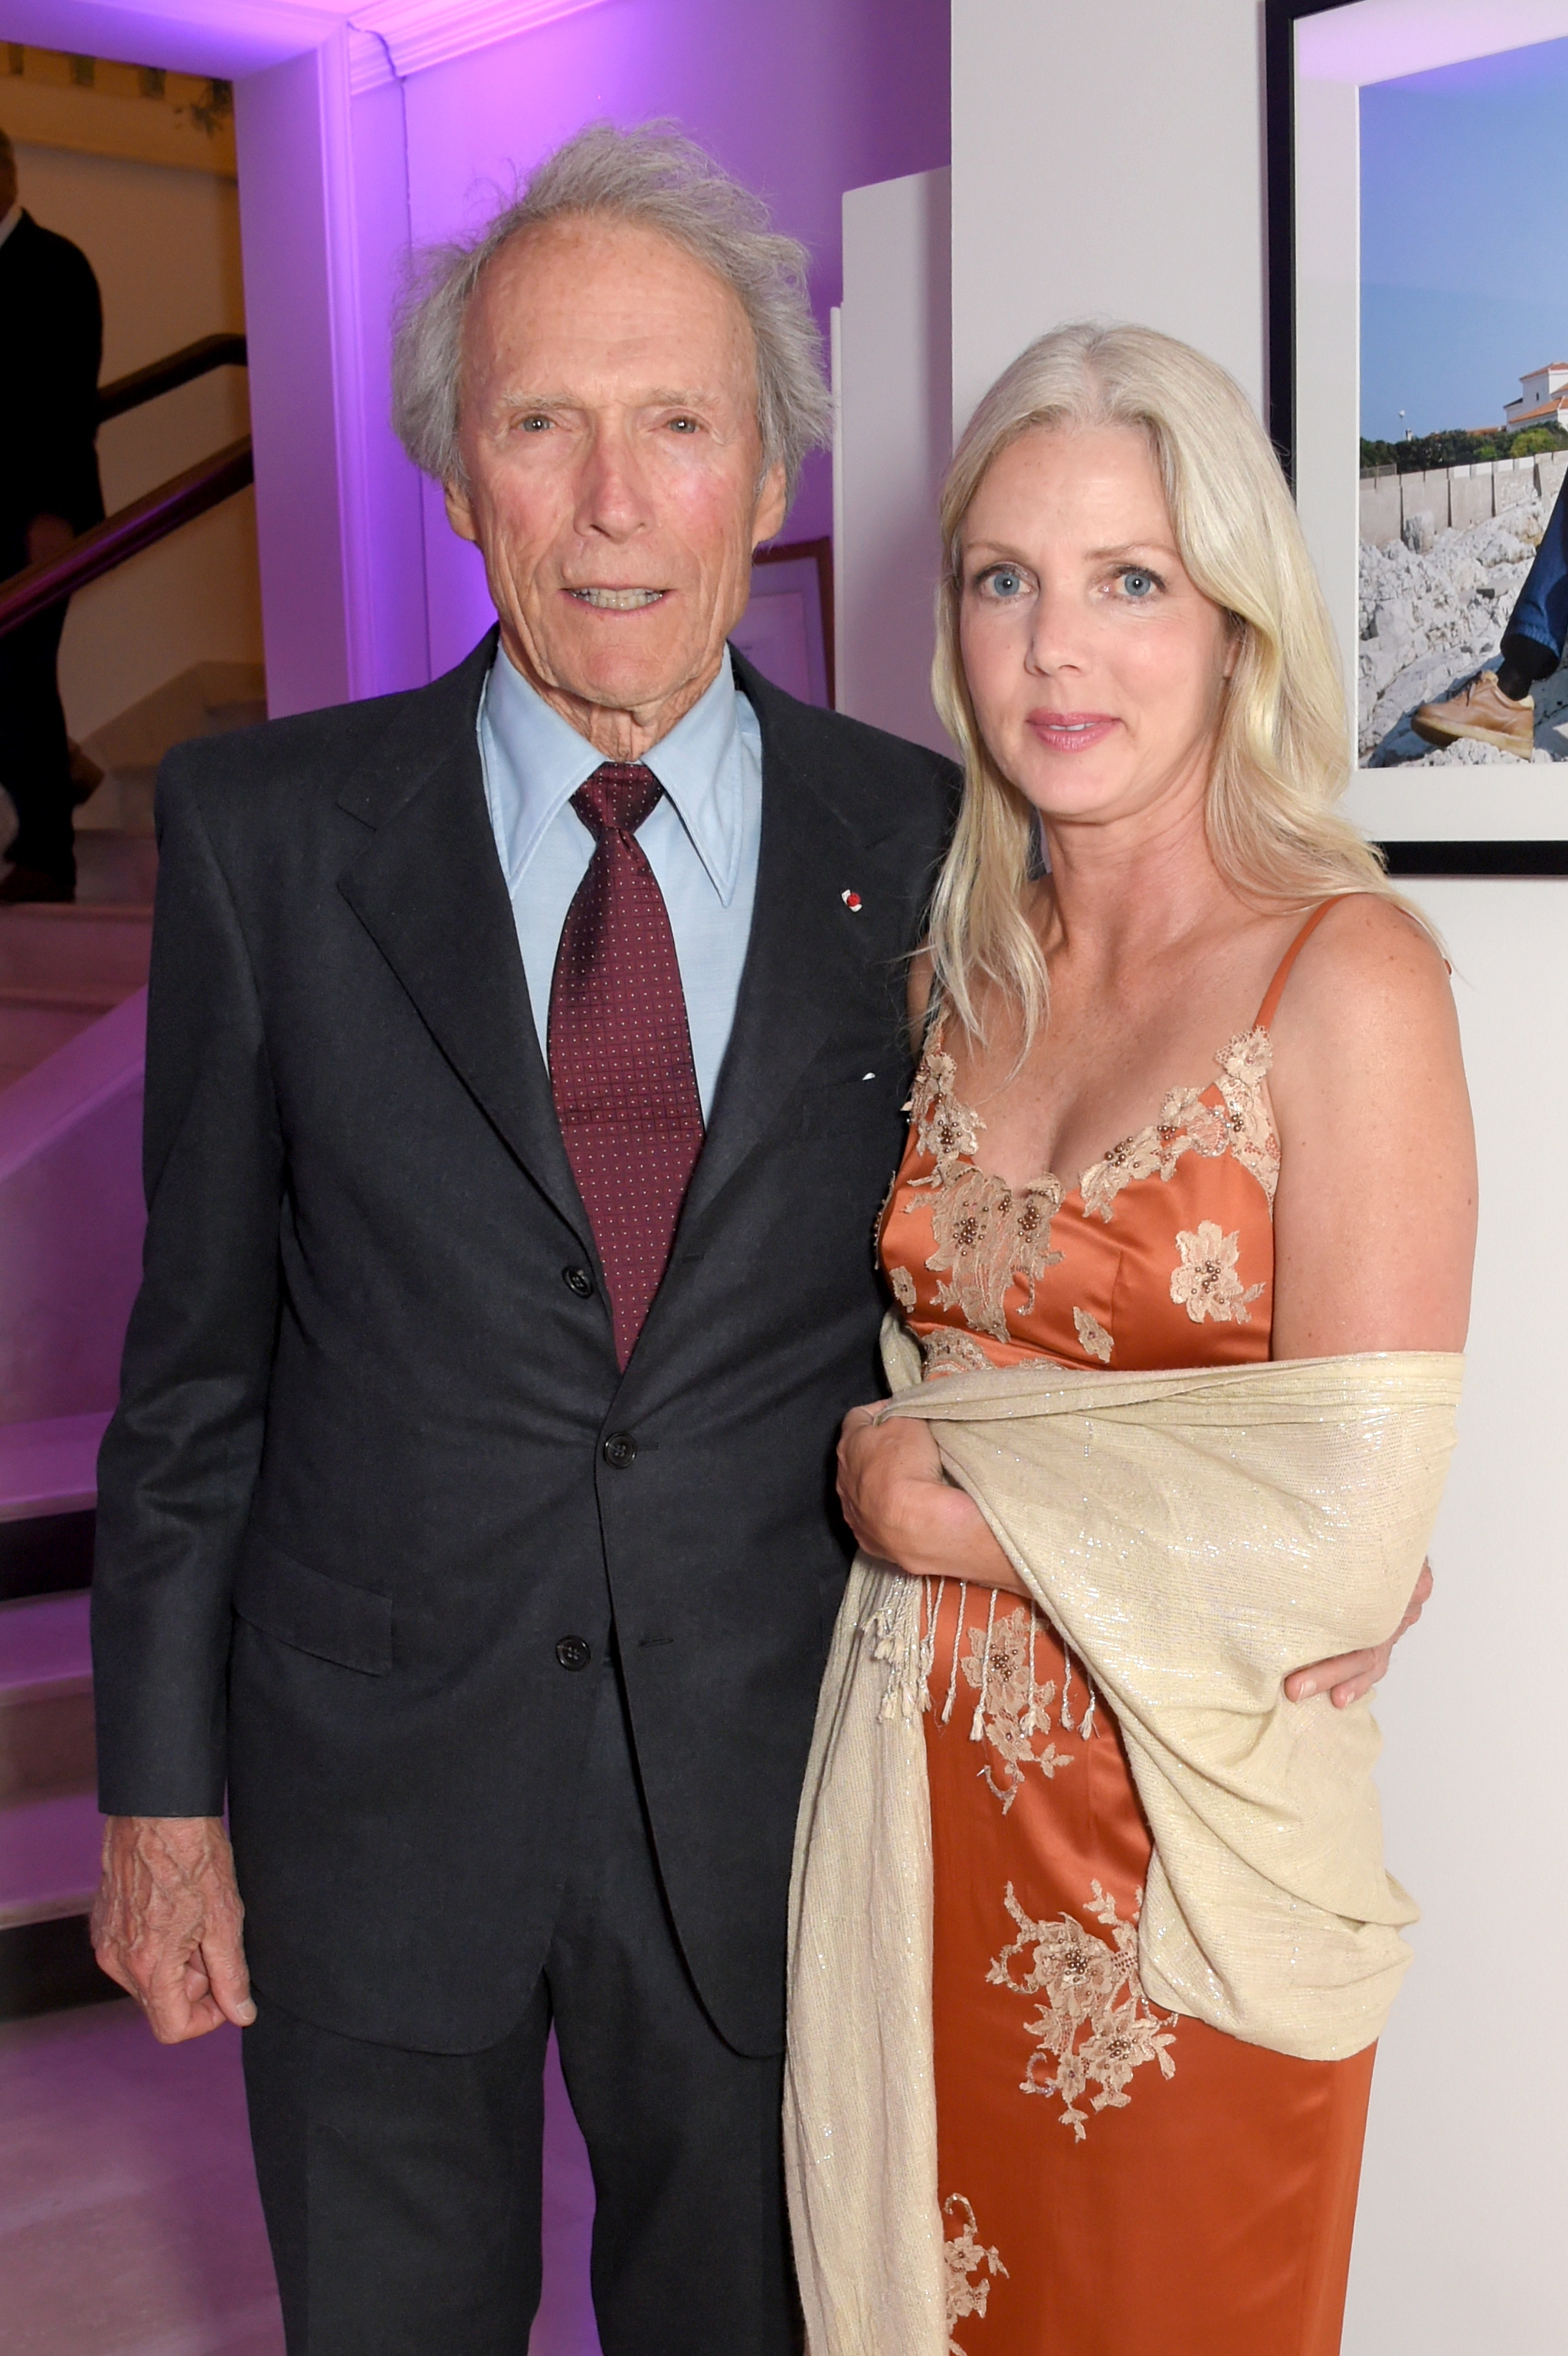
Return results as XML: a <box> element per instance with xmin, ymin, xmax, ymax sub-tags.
<box><xmin>751</xmin><ymin>460</ymin><xmax>789</xmax><ymax>552</ymax></box>
<box><xmin>444</xmin><ymin>477</ymin><xmax>480</xmax><ymax>545</ymax></box>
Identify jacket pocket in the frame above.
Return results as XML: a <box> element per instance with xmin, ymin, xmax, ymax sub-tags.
<box><xmin>233</xmin><ymin>1532</ymin><xmax>393</xmax><ymax>1676</ymax></box>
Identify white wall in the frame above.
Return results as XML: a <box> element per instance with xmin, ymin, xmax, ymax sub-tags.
<box><xmin>12</xmin><ymin>140</ymin><xmax>263</xmax><ymax>741</ymax></box>
<box><xmin>835</xmin><ymin>169</ymin><xmax>952</xmax><ymax>752</ymax></box>
<box><xmin>950</xmin><ymin>0</ymin><xmax>1265</xmax><ymax>433</ymax></box>
<box><xmin>903</xmin><ymin>4</ymin><xmax>1559</xmax><ymax>2342</ymax></box>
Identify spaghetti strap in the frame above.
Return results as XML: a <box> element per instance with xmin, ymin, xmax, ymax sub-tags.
<box><xmin>1254</xmin><ymin>898</ymin><xmax>1347</xmax><ymax>1030</ymax></box>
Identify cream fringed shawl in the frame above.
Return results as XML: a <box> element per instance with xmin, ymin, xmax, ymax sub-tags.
<box><xmin>784</xmin><ymin>1321</ymin><xmax>1462</xmax><ymax>2356</ymax></box>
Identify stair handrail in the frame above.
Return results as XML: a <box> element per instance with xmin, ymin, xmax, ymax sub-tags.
<box><xmin>98</xmin><ymin>332</ymin><xmax>248</xmax><ymax>424</ymax></box>
<box><xmin>0</xmin><ymin>438</ymin><xmax>255</xmax><ymax>641</ymax></box>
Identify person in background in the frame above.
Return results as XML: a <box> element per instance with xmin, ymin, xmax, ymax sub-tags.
<box><xmin>1413</xmin><ymin>467</ymin><xmax>1568</xmax><ymax>757</ymax></box>
<box><xmin>0</xmin><ymin>123</ymin><xmax>104</xmax><ymax>903</ymax></box>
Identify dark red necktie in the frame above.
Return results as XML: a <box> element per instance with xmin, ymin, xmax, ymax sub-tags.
<box><xmin>548</xmin><ymin>763</ymin><xmax>705</xmax><ymax>1368</ymax></box>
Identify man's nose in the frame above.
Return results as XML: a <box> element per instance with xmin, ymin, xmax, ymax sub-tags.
<box><xmin>573</xmin><ymin>424</ymin><xmax>651</xmax><ymax>539</ymax></box>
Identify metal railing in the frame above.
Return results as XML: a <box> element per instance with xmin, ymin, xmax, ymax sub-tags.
<box><xmin>0</xmin><ymin>333</ymin><xmax>252</xmax><ymax>641</ymax></box>
<box><xmin>98</xmin><ymin>330</ymin><xmax>247</xmax><ymax>423</ymax></box>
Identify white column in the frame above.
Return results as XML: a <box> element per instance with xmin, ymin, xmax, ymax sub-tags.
<box><xmin>833</xmin><ymin>168</ymin><xmax>953</xmax><ymax>754</ymax></box>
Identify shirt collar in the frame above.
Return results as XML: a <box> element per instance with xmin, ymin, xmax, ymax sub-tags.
<box><xmin>0</xmin><ymin>205</ymin><xmax>23</xmax><ymax>255</ymax></box>
<box><xmin>481</xmin><ymin>644</ymin><xmax>750</xmax><ymax>906</ymax></box>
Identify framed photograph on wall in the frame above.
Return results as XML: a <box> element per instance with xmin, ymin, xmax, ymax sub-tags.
<box><xmin>729</xmin><ymin>538</ymin><xmax>834</xmax><ymax>709</ymax></box>
<box><xmin>1266</xmin><ymin>0</ymin><xmax>1568</xmax><ymax>873</ymax></box>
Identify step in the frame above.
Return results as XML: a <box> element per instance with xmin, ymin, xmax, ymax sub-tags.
<box><xmin>75</xmin><ymin>829</ymin><xmax>159</xmax><ymax>903</ymax></box>
<box><xmin>0</xmin><ymin>1413</ymin><xmax>110</xmax><ymax>1526</ymax></box>
<box><xmin>0</xmin><ymin>998</ymin><xmax>116</xmax><ymax>1073</ymax></box>
<box><xmin>0</xmin><ymin>1592</ymin><xmax>93</xmax><ymax>1803</ymax></box>
<box><xmin>0</xmin><ymin>901</ymin><xmax>153</xmax><ymax>992</ymax></box>
<box><xmin>0</xmin><ymin>1785</ymin><xmax>102</xmax><ymax>1927</ymax></box>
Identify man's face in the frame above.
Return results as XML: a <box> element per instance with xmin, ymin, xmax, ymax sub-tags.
<box><xmin>0</xmin><ymin>153</ymin><xmax>17</xmax><ymax>216</ymax></box>
<box><xmin>445</xmin><ymin>214</ymin><xmax>787</xmax><ymax>755</ymax></box>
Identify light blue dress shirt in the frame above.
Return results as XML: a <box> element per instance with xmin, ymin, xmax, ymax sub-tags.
<box><xmin>478</xmin><ymin>644</ymin><xmax>763</xmax><ymax>1120</ymax></box>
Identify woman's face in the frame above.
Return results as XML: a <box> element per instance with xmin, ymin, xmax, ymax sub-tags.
<box><xmin>957</xmin><ymin>423</ymin><xmax>1237</xmax><ymax>834</ymax></box>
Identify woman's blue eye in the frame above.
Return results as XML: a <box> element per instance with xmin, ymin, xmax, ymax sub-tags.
<box><xmin>986</xmin><ymin>569</ymin><xmax>1024</xmax><ymax>598</ymax></box>
<box><xmin>1121</xmin><ymin>568</ymin><xmax>1157</xmax><ymax>598</ymax></box>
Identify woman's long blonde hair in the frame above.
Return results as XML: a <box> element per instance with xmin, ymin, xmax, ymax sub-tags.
<box><xmin>928</xmin><ymin>319</ymin><xmax>1397</xmax><ymax>1044</ymax></box>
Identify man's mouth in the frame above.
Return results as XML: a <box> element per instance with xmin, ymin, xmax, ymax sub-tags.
<box><xmin>567</xmin><ymin>588</ymin><xmax>666</xmax><ymax>611</ymax></box>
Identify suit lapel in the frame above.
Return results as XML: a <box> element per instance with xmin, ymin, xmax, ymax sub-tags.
<box><xmin>335</xmin><ymin>641</ymin><xmax>590</xmax><ymax>1248</ymax></box>
<box><xmin>679</xmin><ymin>664</ymin><xmax>918</xmax><ymax>1230</ymax></box>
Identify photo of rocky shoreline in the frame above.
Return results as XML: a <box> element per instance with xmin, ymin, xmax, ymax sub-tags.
<box><xmin>1360</xmin><ymin>490</ymin><xmax>1568</xmax><ymax>765</ymax></box>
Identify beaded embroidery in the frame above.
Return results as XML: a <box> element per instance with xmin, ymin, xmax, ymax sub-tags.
<box><xmin>987</xmin><ymin>1879</ymin><xmax>1177</xmax><ymax>2143</ymax></box>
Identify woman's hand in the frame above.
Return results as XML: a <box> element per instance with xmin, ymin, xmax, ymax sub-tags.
<box><xmin>1284</xmin><ymin>1560</ymin><xmax>1433</xmax><ymax>1710</ymax></box>
<box><xmin>836</xmin><ymin>1406</ymin><xmax>1029</xmax><ymax>1593</ymax></box>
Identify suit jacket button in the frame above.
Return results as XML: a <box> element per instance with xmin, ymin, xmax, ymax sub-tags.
<box><xmin>562</xmin><ymin>1266</ymin><xmax>594</xmax><ymax>1298</ymax></box>
<box><xmin>602</xmin><ymin>1433</ymin><xmax>637</xmax><ymax>1470</ymax></box>
<box><xmin>555</xmin><ymin>1635</ymin><xmax>592</xmax><ymax>1671</ymax></box>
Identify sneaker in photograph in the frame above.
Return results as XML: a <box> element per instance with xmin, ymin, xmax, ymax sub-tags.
<box><xmin>1411</xmin><ymin>670</ymin><xmax>1535</xmax><ymax>758</ymax></box>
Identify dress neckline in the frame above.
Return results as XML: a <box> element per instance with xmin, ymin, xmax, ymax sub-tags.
<box><xmin>917</xmin><ymin>899</ymin><xmax>1343</xmax><ymax>1202</ymax></box>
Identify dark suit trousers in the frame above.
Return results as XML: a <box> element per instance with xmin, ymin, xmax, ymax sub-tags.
<box><xmin>241</xmin><ymin>1656</ymin><xmax>801</xmax><ymax>2356</ymax></box>
<box><xmin>0</xmin><ymin>597</ymin><xmax>75</xmax><ymax>886</ymax></box>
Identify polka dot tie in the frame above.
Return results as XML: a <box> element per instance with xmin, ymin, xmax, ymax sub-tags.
<box><xmin>548</xmin><ymin>763</ymin><xmax>705</xmax><ymax>1368</ymax></box>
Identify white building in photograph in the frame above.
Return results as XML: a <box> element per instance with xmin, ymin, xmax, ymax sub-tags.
<box><xmin>1505</xmin><ymin>361</ymin><xmax>1568</xmax><ymax>428</ymax></box>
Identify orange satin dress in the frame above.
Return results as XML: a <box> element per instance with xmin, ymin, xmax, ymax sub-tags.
<box><xmin>878</xmin><ymin>906</ymin><xmax>1375</xmax><ymax>2356</ymax></box>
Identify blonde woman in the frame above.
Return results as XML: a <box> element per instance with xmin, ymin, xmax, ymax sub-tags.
<box><xmin>818</xmin><ymin>325</ymin><xmax>1475</xmax><ymax>2353</ymax></box>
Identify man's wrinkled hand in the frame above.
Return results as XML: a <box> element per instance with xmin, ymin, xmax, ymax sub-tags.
<box><xmin>1284</xmin><ymin>1560</ymin><xmax>1434</xmax><ymax>1711</ymax></box>
<box><xmin>91</xmin><ymin>1816</ymin><xmax>256</xmax><ymax>2043</ymax></box>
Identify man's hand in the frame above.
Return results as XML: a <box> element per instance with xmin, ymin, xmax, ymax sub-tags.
<box><xmin>91</xmin><ymin>1816</ymin><xmax>256</xmax><ymax>2043</ymax></box>
<box><xmin>1284</xmin><ymin>1560</ymin><xmax>1434</xmax><ymax>1710</ymax></box>
<box><xmin>25</xmin><ymin>511</ymin><xmax>74</xmax><ymax>569</ymax></box>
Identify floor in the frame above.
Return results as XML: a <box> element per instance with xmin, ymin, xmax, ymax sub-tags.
<box><xmin>1</xmin><ymin>2000</ymin><xmax>602</xmax><ymax>2355</ymax></box>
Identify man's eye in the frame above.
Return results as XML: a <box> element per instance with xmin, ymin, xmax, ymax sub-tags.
<box><xmin>1118</xmin><ymin>567</ymin><xmax>1160</xmax><ymax>598</ymax></box>
<box><xmin>666</xmin><ymin>416</ymin><xmax>699</xmax><ymax>433</ymax></box>
<box><xmin>517</xmin><ymin>415</ymin><xmax>552</xmax><ymax>433</ymax></box>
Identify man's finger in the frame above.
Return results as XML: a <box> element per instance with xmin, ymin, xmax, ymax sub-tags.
<box><xmin>1285</xmin><ymin>1647</ymin><xmax>1377</xmax><ymax>1702</ymax></box>
<box><xmin>202</xmin><ymin>1935</ymin><xmax>257</xmax><ymax>2027</ymax></box>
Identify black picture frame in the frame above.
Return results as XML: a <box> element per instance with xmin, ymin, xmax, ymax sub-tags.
<box><xmin>1263</xmin><ymin>0</ymin><xmax>1568</xmax><ymax>877</ymax></box>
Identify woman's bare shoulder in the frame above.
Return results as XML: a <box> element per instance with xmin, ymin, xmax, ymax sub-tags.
<box><xmin>1270</xmin><ymin>893</ymin><xmax>1455</xmax><ymax>1057</ymax></box>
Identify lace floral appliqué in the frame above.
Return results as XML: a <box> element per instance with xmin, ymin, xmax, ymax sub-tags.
<box><xmin>987</xmin><ymin>1879</ymin><xmax>1177</xmax><ymax>2142</ymax></box>
<box><xmin>943</xmin><ymin>2194</ymin><xmax>1007</xmax><ymax>2348</ymax></box>
<box><xmin>1072</xmin><ymin>1306</ymin><xmax>1113</xmax><ymax>1363</ymax></box>
<box><xmin>1079</xmin><ymin>1026</ymin><xmax>1279</xmax><ymax>1224</ymax></box>
<box><xmin>961</xmin><ymin>1604</ymin><xmax>1073</xmax><ymax>1808</ymax></box>
<box><xmin>905</xmin><ymin>1031</ymin><xmax>1062</xmax><ymax>1344</ymax></box>
<box><xmin>888</xmin><ymin>1263</ymin><xmax>918</xmax><ymax>1314</ymax></box>
<box><xmin>921</xmin><ymin>1327</ymin><xmax>993</xmax><ymax>1378</ymax></box>
<box><xmin>1170</xmin><ymin>1220</ymin><xmax>1266</xmax><ymax>1324</ymax></box>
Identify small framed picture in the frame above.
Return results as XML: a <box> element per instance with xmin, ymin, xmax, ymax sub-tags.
<box><xmin>731</xmin><ymin>537</ymin><xmax>834</xmax><ymax>709</ymax></box>
<box><xmin>1267</xmin><ymin>0</ymin><xmax>1568</xmax><ymax>873</ymax></box>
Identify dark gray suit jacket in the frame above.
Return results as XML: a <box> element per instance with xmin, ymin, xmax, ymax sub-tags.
<box><xmin>92</xmin><ymin>637</ymin><xmax>957</xmax><ymax>2056</ymax></box>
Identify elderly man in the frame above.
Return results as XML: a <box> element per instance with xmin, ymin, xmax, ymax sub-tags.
<box><xmin>90</xmin><ymin>122</ymin><xmax>1414</xmax><ymax>2356</ymax></box>
<box><xmin>90</xmin><ymin>123</ymin><xmax>953</xmax><ymax>2355</ymax></box>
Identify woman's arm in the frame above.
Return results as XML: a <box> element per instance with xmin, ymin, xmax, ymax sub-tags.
<box><xmin>1268</xmin><ymin>896</ymin><xmax>1476</xmax><ymax>1358</ymax></box>
<box><xmin>1268</xmin><ymin>898</ymin><xmax>1475</xmax><ymax>1702</ymax></box>
<box><xmin>836</xmin><ymin>1407</ymin><xmax>1030</xmax><ymax>1594</ymax></box>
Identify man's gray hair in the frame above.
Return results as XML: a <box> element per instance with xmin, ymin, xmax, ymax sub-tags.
<box><xmin>392</xmin><ymin>120</ymin><xmax>831</xmax><ymax>502</ymax></box>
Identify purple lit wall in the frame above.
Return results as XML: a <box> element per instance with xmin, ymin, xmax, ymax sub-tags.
<box><xmin>401</xmin><ymin>0</ymin><xmax>950</xmax><ymax>672</ymax></box>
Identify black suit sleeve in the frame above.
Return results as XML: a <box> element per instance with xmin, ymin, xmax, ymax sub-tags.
<box><xmin>11</xmin><ymin>231</ymin><xmax>105</xmax><ymax>535</ymax></box>
<box><xmin>92</xmin><ymin>752</ymin><xmax>284</xmax><ymax>1816</ymax></box>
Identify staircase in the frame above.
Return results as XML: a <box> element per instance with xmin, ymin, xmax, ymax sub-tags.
<box><xmin>0</xmin><ymin>903</ymin><xmax>152</xmax><ymax>1093</ymax></box>
<box><xmin>0</xmin><ymin>1420</ymin><xmax>111</xmax><ymax>2015</ymax></box>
